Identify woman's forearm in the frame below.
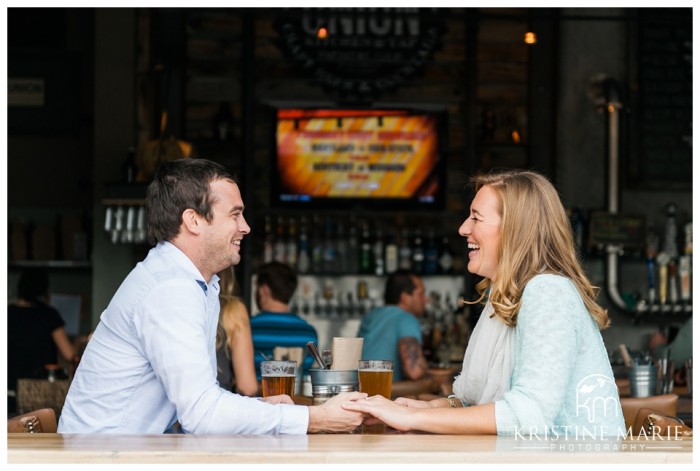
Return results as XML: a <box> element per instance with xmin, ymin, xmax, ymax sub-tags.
<box><xmin>412</xmin><ymin>402</ymin><xmax>497</xmax><ymax>434</ymax></box>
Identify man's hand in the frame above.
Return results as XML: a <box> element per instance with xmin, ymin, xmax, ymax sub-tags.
<box><xmin>649</xmin><ymin>331</ymin><xmax>668</xmax><ymax>351</ymax></box>
<box><xmin>259</xmin><ymin>394</ymin><xmax>295</xmax><ymax>405</ymax></box>
<box><xmin>307</xmin><ymin>391</ymin><xmax>367</xmax><ymax>433</ymax></box>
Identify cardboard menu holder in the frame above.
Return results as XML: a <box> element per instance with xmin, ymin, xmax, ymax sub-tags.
<box><xmin>331</xmin><ymin>337</ymin><xmax>363</xmax><ymax>370</ymax></box>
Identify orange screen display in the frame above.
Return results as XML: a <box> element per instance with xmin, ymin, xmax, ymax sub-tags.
<box><xmin>276</xmin><ymin>109</ymin><xmax>440</xmax><ymax>200</ymax></box>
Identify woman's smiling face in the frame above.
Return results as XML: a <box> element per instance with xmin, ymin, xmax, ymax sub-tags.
<box><xmin>458</xmin><ymin>185</ymin><xmax>502</xmax><ymax>281</ymax></box>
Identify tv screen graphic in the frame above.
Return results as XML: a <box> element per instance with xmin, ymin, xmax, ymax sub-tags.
<box><xmin>273</xmin><ymin>108</ymin><xmax>446</xmax><ymax>210</ymax></box>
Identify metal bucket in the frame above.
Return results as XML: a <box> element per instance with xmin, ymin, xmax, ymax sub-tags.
<box><xmin>309</xmin><ymin>369</ymin><xmax>358</xmax><ymax>405</ymax></box>
<box><xmin>629</xmin><ymin>364</ymin><xmax>657</xmax><ymax>398</ymax></box>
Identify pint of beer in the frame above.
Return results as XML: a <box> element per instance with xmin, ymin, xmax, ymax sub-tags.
<box><xmin>358</xmin><ymin>360</ymin><xmax>393</xmax><ymax>398</ymax></box>
<box><xmin>261</xmin><ymin>360</ymin><xmax>297</xmax><ymax>397</ymax></box>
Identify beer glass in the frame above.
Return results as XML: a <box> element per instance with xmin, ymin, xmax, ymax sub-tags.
<box><xmin>261</xmin><ymin>360</ymin><xmax>297</xmax><ymax>397</ymax></box>
<box><xmin>358</xmin><ymin>360</ymin><xmax>393</xmax><ymax>398</ymax></box>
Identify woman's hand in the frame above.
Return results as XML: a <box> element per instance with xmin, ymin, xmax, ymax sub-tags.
<box><xmin>394</xmin><ymin>396</ymin><xmax>439</xmax><ymax>409</ymax></box>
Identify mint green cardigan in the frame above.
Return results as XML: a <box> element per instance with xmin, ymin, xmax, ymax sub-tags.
<box><xmin>494</xmin><ymin>274</ymin><xmax>625</xmax><ymax>438</ymax></box>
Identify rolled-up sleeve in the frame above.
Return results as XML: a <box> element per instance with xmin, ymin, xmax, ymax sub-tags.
<box><xmin>495</xmin><ymin>276</ymin><xmax>581</xmax><ymax>435</ymax></box>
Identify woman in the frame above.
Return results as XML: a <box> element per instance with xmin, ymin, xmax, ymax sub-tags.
<box><xmin>8</xmin><ymin>268</ymin><xmax>76</xmax><ymax>413</ymax></box>
<box><xmin>216</xmin><ymin>267</ymin><xmax>258</xmax><ymax>396</ymax></box>
<box><xmin>344</xmin><ymin>169</ymin><xmax>624</xmax><ymax>437</ymax></box>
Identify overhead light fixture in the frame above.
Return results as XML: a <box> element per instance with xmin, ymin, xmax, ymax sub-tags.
<box><xmin>524</xmin><ymin>31</ymin><xmax>537</xmax><ymax>45</ymax></box>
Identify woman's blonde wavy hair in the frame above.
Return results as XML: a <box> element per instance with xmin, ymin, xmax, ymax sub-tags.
<box><xmin>468</xmin><ymin>169</ymin><xmax>610</xmax><ymax>330</ymax></box>
<box><xmin>216</xmin><ymin>266</ymin><xmax>248</xmax><ymax>352</ymax></box>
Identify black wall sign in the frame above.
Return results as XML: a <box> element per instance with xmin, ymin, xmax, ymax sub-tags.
<box><xmin>275</xmin><ymin>8</ymin><xmax>445</xmax><ymax>100</ymax></box>
<box><xmin>633</xmin><ymin>8</ymin><xmax>692</xmax><ymax>189</ymax></box>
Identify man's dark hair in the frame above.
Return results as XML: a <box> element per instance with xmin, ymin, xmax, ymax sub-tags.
<box><xmin>146</xmin><ymin>158</ymin><xmax>238</xmax><ymax>245</ymax></box>
<box><xmin>383</xmin><ymin>269</ymin><xmax>417</xmax><ymax>305</ymax></box>
<box><xmin>18</xmin><ymin>267</ymin><xmax>50</xmax><ymax>303</ymax></box>
<box><xmin>257</xmin><ymin>261</ymin><xmax>298</xmax><ymax>304</ymax></box>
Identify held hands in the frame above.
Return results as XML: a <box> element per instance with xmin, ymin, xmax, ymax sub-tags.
<box><xmin>342</xmin><ymin>395</ymin><xmax>423</xmax><ymax>432</ymax></box>
<box><xmin>307</xmin><ymin>391</ymin><xmax>368</xmax><ymax>433</ymax></box>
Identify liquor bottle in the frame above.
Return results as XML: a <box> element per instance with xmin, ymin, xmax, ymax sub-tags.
<box><xmin>438</xmin><ymin>235</ymin><xmax>454</xmax><ymax>274</ymax></box>
<box><xmin>311</xmin><ymin>215</ymin><xmax>324</xmax><ymax>274</ymax></box>
<box><xmin>412</xmin><ymin>229</ymin><xmax>425</xmax><ymax>274</ymax></box>
<box><xmin>273</xmin><ymin>216</ymin><xmax>286</xmax><ymax>263</ymax></box>
<box><xmin>384</xmin><ymin>233</ymin><xmax>399</xmax><ymax>274</ymax></box>
<box><xmin>645</xmin><ymin>227</ymin><xmax>659</xmax><ymax>304</ymax></box>
<box><xmin>398</xmin><ymin>229</ymin><xmax>412</xmax><ymax>270</ymax></box>
<box><xmin>680</xmin><ymin>222</ymin><xmax>692</xmax><ymax>304</ymax></box>
<box><xmin>263</xmin><ymin>216</ymin><xmax>274</xmax><ymax>263</ymax></box>
<box><xmin>662</xmin><ymin>203</ymin><xmax>679</xmax><ymax>260</ymax></box>
<box><xmin>122</xmin><ymin>147</ymin><xmax>136</xmax><ymax>183</ymax></box>
<box><xmin>336</xmin><ymin>220</ymin><xmax>349</xmax><ymax>273</ymax></box>
<box><xmin>286</xmin><ymin>216</ymin><xmax>298</xmax><ymax>268</ymax></box>
<box><xmin>212</xmin><ymin>101</ymin><xmax>234</xmax><ymax>141</ymax></box>
<box><xmin>359</xmin><ymin>221</ymin><xmax>374</xmax><ymax>274</ymax></box>
<box><xmin>297</xmin><ymin>216</ymin><xmax>311</xmax><ymax>274</ymax></box>
<box><xmin>373</xmin><ymin>227</ymin><xmax>385</xmax><ymax>276</ymax></box>
<box><xmin>346</xmin><ymin>222</ymin><xmax>359</xmax><ymax>274</ymax></box>
<box><xmin>423</xmin><ymin>230</ymin><xmax>439</xmax><ymax>275</ymax></box>
<box><xmin>323</xmin><ymin>217</ymin><xmax>338</xmax><ymax>274</ymax></box>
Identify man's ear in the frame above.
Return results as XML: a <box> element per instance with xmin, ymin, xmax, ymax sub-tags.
<box><xmin>181</xmin><ymin>208</ymin><xmax>202</xmax><ymax>235</ymax></box>
<box><xmin>397</xmin><ymin>291</ymin><xmax>411</xmax><ymax>309</ymax></box>
<box><xmin>258</xmin><ymin>283</ymin><xmax>270</xmax><ymax>299</ymax></box>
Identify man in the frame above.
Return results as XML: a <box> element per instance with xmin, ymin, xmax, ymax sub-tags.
<box><xmin>357</xmin><ymin>270</ymin><xmax>429</xmax><ymax>382</ymax></box>
<box><xmin>58</xmin><ymin>159</ymin><xmax>365</xmax><ymax>434</ymax></box>
<box><xmin>251</xmin><ymin>262</ymin><xmax>318</xmax><ymax>378</ymax></box>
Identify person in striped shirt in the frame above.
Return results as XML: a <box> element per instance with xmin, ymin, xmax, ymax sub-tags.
<box><xmin>251</xmin><ymin>261</ymin><xmax>318</xmax><ymax>378</ymax></box>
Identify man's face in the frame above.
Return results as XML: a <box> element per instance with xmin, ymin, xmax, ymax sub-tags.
<box><xmin>201</xmin><ymin>178</ymin><xmax>250</xmax><ymax>277</ymax></box>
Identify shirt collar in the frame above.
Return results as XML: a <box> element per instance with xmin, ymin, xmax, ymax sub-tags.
<box><xmin>155</xmin><ymin>241</ymin><xmax>220</xmax><ymax>295</ymax></box>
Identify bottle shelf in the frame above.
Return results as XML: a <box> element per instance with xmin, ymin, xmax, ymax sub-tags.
<box><xmin>9</xmin><ymin>260</ymin><xmax>92</xmax><ymax>269</ymax></box>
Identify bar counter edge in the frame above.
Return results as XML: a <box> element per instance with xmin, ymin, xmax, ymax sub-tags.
<box><xmin>6</xmin><ymin>433</ymin><xmax>693</xmax><ymax>464</ymax></box>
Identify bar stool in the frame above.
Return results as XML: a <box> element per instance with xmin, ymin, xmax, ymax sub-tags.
<box><xmin>7</xmin><ymin>408</ymin><xmax>57</xmax><ymax>433</ymax></box>
<box><xmin>620</xmin><ymin>393</ymin><xmax>678</xmax><ymax>434</ymax></box>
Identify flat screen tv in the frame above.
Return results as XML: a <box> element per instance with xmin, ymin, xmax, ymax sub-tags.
<box><xmin>271</xmin><ymin>107</ymin><xmax>447</xmax><ymax>210</ymax></box>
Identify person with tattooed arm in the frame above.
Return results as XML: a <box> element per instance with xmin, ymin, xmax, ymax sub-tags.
<box><xmin>357</xmin><ymin>270</ymin><xmax>429</xmax><ymax>383</ymax></box>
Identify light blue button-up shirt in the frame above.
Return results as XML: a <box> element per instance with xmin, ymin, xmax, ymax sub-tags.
<box><xmin>58</xmin><ymin>242</ymin><xmax>308</xmax><ymax>434</ymax></box>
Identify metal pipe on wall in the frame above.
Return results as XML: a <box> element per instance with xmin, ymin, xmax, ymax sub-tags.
<box><xmin>589</xmin><ymin>75</ymin><xmax>631</xmax><ymax>312</ymax></box>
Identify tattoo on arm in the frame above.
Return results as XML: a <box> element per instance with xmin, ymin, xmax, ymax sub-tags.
<box><xmin>399</xmin><ymin>337</ymin><xmax>428</xmax><ymax>380</ymax></box>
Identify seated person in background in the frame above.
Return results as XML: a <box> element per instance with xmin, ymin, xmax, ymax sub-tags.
<box><xmin>7</xmin><ymin>268</ymin><xmax>76</xmax><ymax>414</ymax></box>
<box><xmin>251</xmin><ymin>262</ymin><xmax>318</xmax><ymax>378</ymax></box>
<box><xmin>649</xmin><ymin>318</ymin><xmax>692</xmax><ymax>385</ymax></box>
<box><xmin>216</xmin><ymin>266</ymin><xmax>258</xmax><ymax>396</ymax></box>
<box><xmin>357</xmin><ymin>270</ymin><xmax>429</xmax><ymax>382</ymax></box>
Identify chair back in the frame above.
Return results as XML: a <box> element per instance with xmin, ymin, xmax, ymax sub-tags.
<box><xmin>16</xmin><ymin>378</ymin><xmax>70</xmax><ymax>419</ymax></box>
<box><xmin>620</xmin><ymin>393</ymin><xmax>678</xmax><ymax>434</ymax></box>
<box><xmin>7</xmin><ymin>408</ymin><xmax>57</xmax><ymax>433</ymax></box>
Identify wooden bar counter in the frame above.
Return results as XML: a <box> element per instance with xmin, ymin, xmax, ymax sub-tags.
<box><xmin>7</xmin><ymin>432</ymin><xmax>692</xmax><ymax>464</ymax></box>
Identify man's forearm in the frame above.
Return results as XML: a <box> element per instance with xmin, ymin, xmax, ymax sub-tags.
<box><xmin>399</xmin><ymin>337</ymin><xmax>428</xmax><ymax>380</ymax></box>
